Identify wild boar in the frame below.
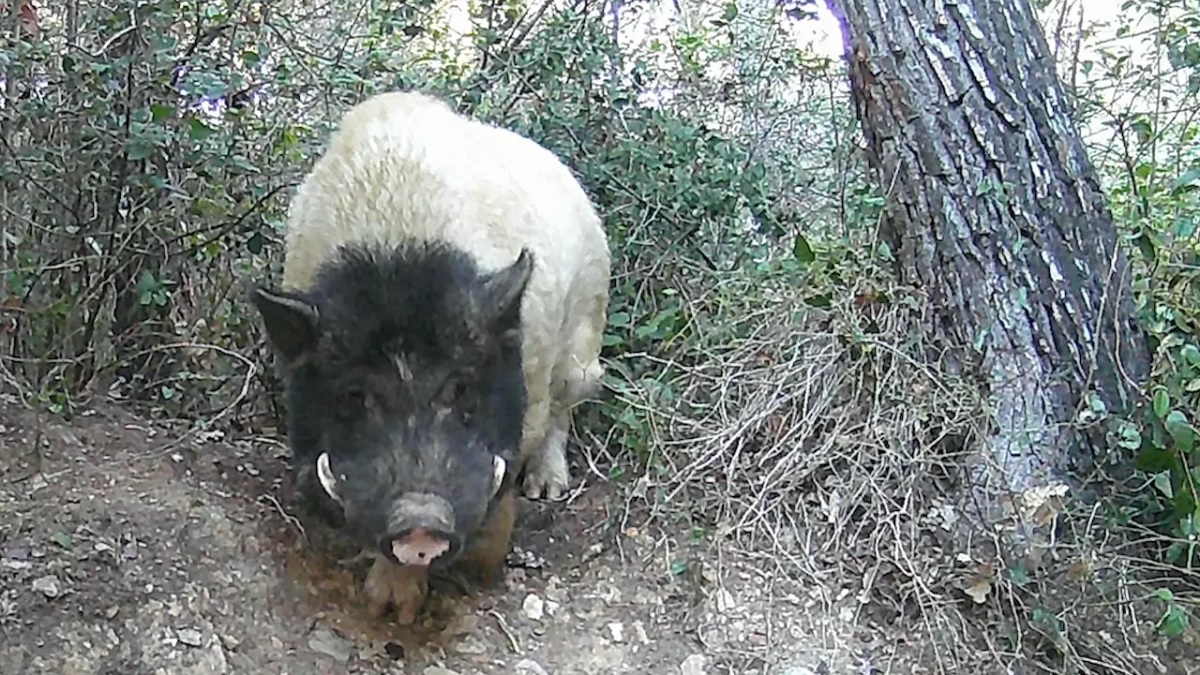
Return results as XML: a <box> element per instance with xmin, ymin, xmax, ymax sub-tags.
<box><xmin>248</xmin><ymin>90</ymin><xmax>610</xmax><ymax>624</ymax></box>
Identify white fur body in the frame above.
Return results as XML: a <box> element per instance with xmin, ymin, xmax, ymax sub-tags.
<box><xmin>280</xmin><ymin>90</ymin><xmax>610</xmax><ymax>501</ymax></box>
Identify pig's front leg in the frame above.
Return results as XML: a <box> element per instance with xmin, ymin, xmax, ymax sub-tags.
<box><xmin>364</xmin><ymin>556</ymin><xmax>429</xmax><ymax>625</ymax></box>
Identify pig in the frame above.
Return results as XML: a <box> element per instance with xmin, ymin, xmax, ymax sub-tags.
<box><xmin>247</xmin><ymin>90</ymin><xmax>610</xmax><ymax>624</ymax></box>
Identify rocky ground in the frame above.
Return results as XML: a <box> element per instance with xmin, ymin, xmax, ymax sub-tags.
<box><xmin>0</xmin><ymin>393</ymin><xmax>880</xmax><ymax>675</ymax></box>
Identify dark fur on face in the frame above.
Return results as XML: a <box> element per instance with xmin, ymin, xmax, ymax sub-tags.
<box><xmin>249</xmin><ymin>240</ymin><xmax>533</xmax><ymax>564</ymax></box>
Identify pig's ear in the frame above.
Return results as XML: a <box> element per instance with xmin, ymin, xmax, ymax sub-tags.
<box><xmin>248</xmin><ymin>283</ymin><xmax>321</xmax><ymax>365</ymax></box>
<box><xmin>474</xmin><ymin>248</ymin><xmax>534</xmax><ymax>336</ymax></box>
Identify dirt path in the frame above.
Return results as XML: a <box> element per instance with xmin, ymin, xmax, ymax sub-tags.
<box><xmin>0</xmin><ymin>394</ymin><xmax>869</xmax><ymax>675</ymax></box>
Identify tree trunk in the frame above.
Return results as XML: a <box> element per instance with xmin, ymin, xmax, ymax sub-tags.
<box><xmin>823</xmin><ymin>0</ymin><xmax>1151</xmax><ymax>537</ymax></box>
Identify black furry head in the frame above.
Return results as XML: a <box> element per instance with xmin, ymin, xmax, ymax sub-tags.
<box><xmin>248</xmin><ymin>240</ymin><xmax>534</xmax><ymax>563</ymax></box>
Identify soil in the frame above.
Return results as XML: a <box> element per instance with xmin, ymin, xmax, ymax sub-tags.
<box><xmin>0</xmin><ymin>393</ymin><xmax>877</xmax><ymax>675</ymax></box>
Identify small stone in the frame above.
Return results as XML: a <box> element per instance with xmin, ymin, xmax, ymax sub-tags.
<box><xmin>423</xmin><ymin>667</ymin><xmax>460</xmax><ymax>675</ymax></box>
<box><xmin>2</xmin><ymin>545</ymin><xmax>30</xmax><ymax>560</ymax></box>
<box><xmin>176</xmin><ymin>628</ymin><xmax>204</xmax><ymax>647</ymax></box>
<box><xmin>445</xmin><ymin>613</ymin><xmax>480</xmax><ymax>636</ymax></box>
<box><xmin>522</xmin><ymin>593</ymin><xmax>545</xmax><ymax>621</ymax></box>
<box><xmin>715</xmin><ymin>588</ymin><xmax>736</xmax><ymax>613</ymax></box>
<box><xmin>105</xmin><ymin>606</ymin><xmax>120</xmax><ymax>619</ymax></box>
<box><xmin>506</xmin><ymin>546</ymin><xmax>546</xmax><ymax>569</ymax></box>
<box><xmin>681</xmin><ymin>654</ymin><xmax>709</xmax><ymax>675</ymax></box>
<box><xmin>606</xmin><ymin>622</ymin><xmax>624</xmax><ymax>642</ymax></box>
<box><xmin>515</xmin><ymin>658</ymin><xmax>549</xmax><ymax>675</ymax></box>
<box><xmin>197</xmin><ymin>641</ymin><xmax>230</xmax><ymax>674</ymax></box>
<box><xmin>219</xmin><ymin>634</ymin><xmax>241</xmax><ymax>651</ymax></box>
<box><xmin>32</xmin><ymin>574</ymin><xmax>60</xmax><ymax>598</ymax></box>
<box><xmin>633</xmin><ymin>620</ymin><xmax>650</xmax><ymax>645</ymax></box>
<box><xmin>452</xmin><ymin>635</ymin><xmax>488</xmax><ymax>655</ymax></box>
<box><xmin>308</xmin><ymin>628</ymin><xmax>352</xmax><ymax>663</ymax></box>
<box><xmin>545</xmin><ymin>600</ymin><xmax>561</xmax><ymax>616</ymax></box>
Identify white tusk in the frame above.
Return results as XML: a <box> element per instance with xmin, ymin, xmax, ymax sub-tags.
<box><xmin>491</xmin><ymin>455</ymin><xmax>507</xmax><ymax>497</ymax></box>
<box><xmin>316</xmin><ymin>452</ymin><xmax>340</xmax><ymax>503</ymax></box>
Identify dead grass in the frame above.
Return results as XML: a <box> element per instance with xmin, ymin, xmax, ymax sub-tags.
<box><xmin>586</xmin><ymin>260</ymin><xmax>1200</xmax><ymax>674</ymax></box>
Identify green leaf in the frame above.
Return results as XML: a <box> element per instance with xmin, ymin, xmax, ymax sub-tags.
<box><xmin>1153</xmin><ymin>388</ymin><xmax>1170</xmax><ymax>419</ymax></box>
<box><xmin>51</xmin><ymin>532</ymin><xmax>72</xmax><ymax>550</ymax></box>
<box><xmin>187</xmin><ymin>117</ymin><xmax>215</xmax><ymax>141</ymax></box>
<box><xmin>876</xmin><ymin>240</ymin><xmax>893</xmax><ymax>261</ymax></box>
<box><xmin>1154</xmin><ymin>471</ymin><xmax>1175</xmax><ymax>499</ymax></box>
<box><xmin>1173</xmin><ymin>167</ymin><xmax>1200</xmax><ymax>193</ymax></box>
<box><xmin>1116</xmin><ymin>421</ymin><xmax>1142</xmax><ymax>450</ymax></box>
<box><xmin>1158</xmin><ymin>604</ymin><xmax>1190</xmax><ymax>639</ymax></box>
<box><xmin>1166</xmin><ymin>410</ymin><xmax>1196</xmax><ymax>453</ymax></box>
<box><xmin>126</xmin><ymin>141</ymin><xmax>156</xmax><ymax>161</ymax></box>
<box><xmin>1182</xmin><ymin>344</ymin><xmax>1200</xmax><ymax>367</ymax></box>
<box><xmin>1006</xmin><ymin>564</ymin><xmax>1031</xmax><ymax>587</ymax></box>
<box><xmin>792</xmin><ymin>233</ymin><xmax>815</xmax><ymax>263</ymax></box>
<box><xmin>608</xmin><ymin>311</ymin><xmax>630</xmax><ymax>328</ymax></box>
<box><xmin>149</xmin><ymin>104</ymin><xmax>173</xmax><ymax>122</ymax></box>
<box><xmin>1171</xmin><ymin>217</ymin><xmax>1197</xmax><ymax>239</ymax></box>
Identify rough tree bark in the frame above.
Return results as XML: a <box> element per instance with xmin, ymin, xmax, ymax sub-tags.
<box><xmin>823</xmin><ymin>0</ymin><xmax>1151</xmax><ymax>537</ymax></box>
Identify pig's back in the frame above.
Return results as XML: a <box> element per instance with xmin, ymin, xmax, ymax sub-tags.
<box><xmin>278</xmin><ymin>90</ymin><xmax>607</xmax><ymax>303</ymax></box>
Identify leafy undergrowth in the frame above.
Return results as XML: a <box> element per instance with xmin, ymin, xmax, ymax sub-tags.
<box><xmin>585</xmin><ymin>246</ymin><xmax>1200</xmax><ymax>673</ymax></box>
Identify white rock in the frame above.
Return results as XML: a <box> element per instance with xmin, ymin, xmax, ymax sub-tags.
<box><xmin>522</xmin><ymin>593</ymin><xmax>545</xmax><ymax>621</ymax></box>
<box><xmin>715</xmin><ymin>588</ymin><xmax>736</xmax><ymax>613</ymax></box>
<box><xmin>633</xmin><ymin>620</ymin><xmax>650</xmax><ymax>645</ymax></box>
<box><xmin>606</xmin><ymin>622</ymin><xmax>624</xmax><ymax>643</ymax></box>
<box><xmin>307</xmin><ymin>629</ymin><xmax>352</xmax><ymax>663</ymax></box>
<box><xmin>32</xmin><ymin>574</ymin><xmax>60</xmax><ymax>598</ymax></box>
<box><xmin>680</xmin><ymin>654</ymin><xmax>708</xmax><ymax>675</ymax></box>
<box><xmin>176</xmin><ymin>628</ymin><xmax>204</xmax><ymax>647</ymax></box>
<box><xmin>514</xmin><ymin>659</ymin><xmax>549</xmax><ymax>675</ymax></box>
<box><xmin>452</xmin><ymin>635</ymin><xmax>488</xmax><ymax>655</ymax></box>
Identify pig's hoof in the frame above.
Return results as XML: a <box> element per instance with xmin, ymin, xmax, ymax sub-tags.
<box><xmin>522</xmin><ymin>426</ymin><xmax>569</xmax><ymax>501</ymax></box>
<box><xmin>364</xmin><ymin>557</ymin><xmax>428</xmax><ymax>625</ymax></box>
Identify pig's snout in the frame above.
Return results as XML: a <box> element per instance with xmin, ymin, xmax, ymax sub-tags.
<box><xmin>389</xmin><ymin>527</ymin><xmax>455</xmax><ymax>565</ymax></box>
<box><xmin>383</xmin><ymin>492</ymin><xmax>459</xmax><ymax>566</ymax></box>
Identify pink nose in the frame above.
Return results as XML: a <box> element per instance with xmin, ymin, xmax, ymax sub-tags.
<box><xmin>391</xmin><ymin>528</ymin><xmax>451</xmax><ymax>566</ymax></box>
